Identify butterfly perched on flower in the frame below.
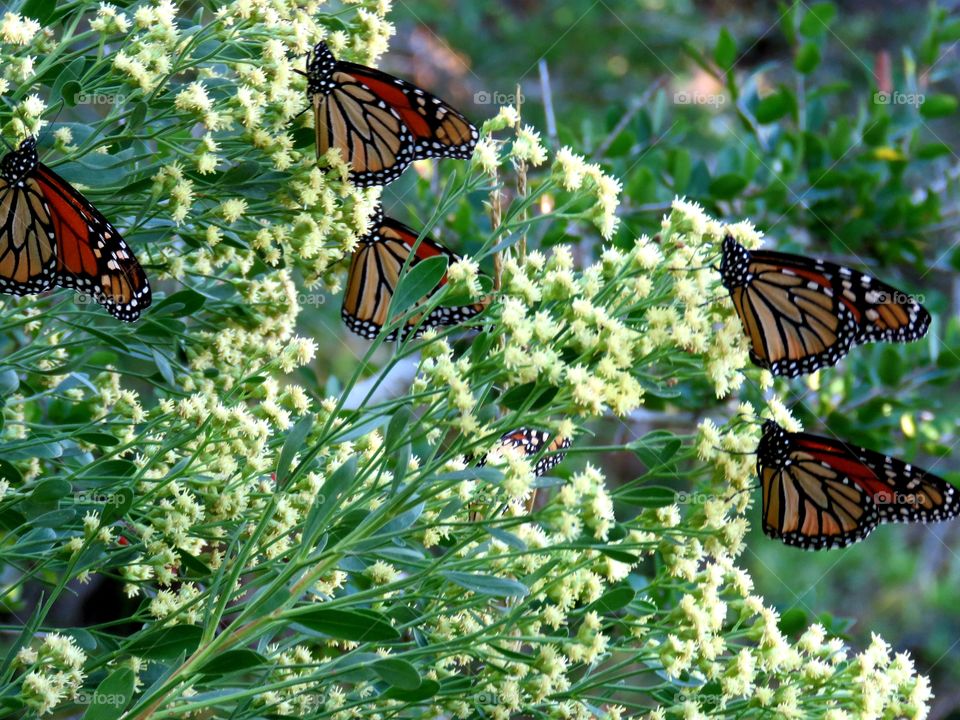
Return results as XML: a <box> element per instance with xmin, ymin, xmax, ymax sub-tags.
<box><xmin>0</xmin><ymin>136</ymin><xmax>150</xmax><ymax>321</ymax></box>
<box><xmin>720</xmin><ymin>235</ymin><xmax>929</xmax><ymax>377</ymax></box>
<box><xmin>480</xmin><ymin>428</ymin><xmax>572</xmax><ymax>477</ymax></box>
<box><xmin>341</xmin><ymin>204</ymin><xmax>488</xmax><ymax>341</ymax></box>
<box><xmin>756</xmin><ymin>420</ymin><xmax>960</xmax><ymax>549</ymax></box>
<box><xmin>301</xmin><ymin>41</ymin><xmax>478</xmax><ymax>187</ymax></box>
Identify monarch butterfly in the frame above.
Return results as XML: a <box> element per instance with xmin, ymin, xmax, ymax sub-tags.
<box><xmin>757</xmin><ymin>420</ymin><xmax>960</xmax><ymax>549</ymax></box>
<box><xmin>341</xmin><ymin>205</ymin><xmax>488</xmax><ymax>341</ymax></box>
<box><xmin>720</xmin><ymin>235</ymin><xmax>929</xmax><ymax>377</ymax></box>
<box><xmin>480</xmin><ymin>428</ymin><xmax>572</xmax><ymax>477</ymax></box>
<box><xmin>0</xmin><ymin>136</ymin><xmax>150</xmax><ymax>321</ymax></box>
<box><xmin>302</xmin><ymin>41</ymin><xmax>478</xmax><ymax>187</ymax></box>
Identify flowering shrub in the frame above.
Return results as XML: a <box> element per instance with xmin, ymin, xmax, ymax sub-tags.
<box><xmin>0</xmin><ymin>1</ymin><xmax>936</xmax><ymax>718</ymax></box>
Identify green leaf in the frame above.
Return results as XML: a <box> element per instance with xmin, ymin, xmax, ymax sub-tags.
<box><xmin>30</xmin><ymin>478</ymin><xmax>71</xmax><ymax>502</ymax></box>
<box><xmin>617</xmin><ymin>485</ymin><xmax>677</xmax><ymax>508</ymax></box>
<box><xmin>152</xmin><ymin>289</ymin><xmax>206</xmax><ymax>317</ymax></box>
<box><xmin>126</xmin><ymin>625</ymin><xmax>202</xmax><ymax>660</ymax></box>
<box><xmin>500</xmin><ymin>382</ymin><xmax>558</xmax><ymax>411</ymax></box>
<box><xmin>587</xmin><ymin>586</ymin><xmax>636</xmax><ymax>614</ymax></box>
<box><xmin>799</xmin><ymin>2</ymin><xmax>836</xmax><ymax>36</ymax></box>
<box><xmin>293</xmin><ymin>607</ymin><xmax>400</xmax><ymax>642</ymax></box>
<box><xmin>442</xmin><ymin>571</ymin><xmax>529</xmax><ymax>598</ymax></box>
<box><xmin>755</xmin><ymin>88</ymin><xmax>795</xmax><ymax>123</ymax></box>
<box><xmin>779</xmin><ymin>607</ymin><xmax>808</xmax><ymax>636</ymax></box>
<box><xmin>197</xmin><ymin>649</ymin><xmax>267</xmax><ymax>677</ymax></box>
<box><xmin>390</xmin><ymin>255</ymin><xmax>448</xmax><ymax>317</ymax></box>
<box><xmin>708</xmin><ymin>173</ymin><xmax>747</xmax><ymax>199</ymax></box>
<box><xmin>713</xmin><ymin>28</ymin><xmax>737</xmax><ymax>70</ymax></box>
<box><xmin>382</xmin><ymin>679</ymin><xmax>440</xmax><ymax>702</ymax></box>
<box><xmin>80</xmin><ymin>459</ymin><xmax>137</xmax><ymax>480</ymax></box>
<box><xmin>0</xmin><ymin>460</ymin><xmax>22</xmax><ymax>483</ymax></box>
<box><xmin>75</xmin><ymin>432</ymin><xmax>121</xmax><ymax>447</ymax></box>
<box><xmin>151</xmin><ymin>349</ymin><xmax>176</xmax><ymax>387</ymax></box>
<box><xmin>372</xmin><ymin>658</ymin><xmax>421</xmax><ymax>690</ymax></box>
<box><xmin>100</xmin><ymin>488</ymin><xmax>136</xmax><ymax>525</ymax></box>
<box><xmin>81</xmin><ymin>667</ymin><xmax>135</xmax><ymax>720</ymax></box>
<box><xmin>276</xmin><ymin>413</ymin><xmax>314</xmax><ymax>486</ymax></box>
<box><xmin>794</xmin><ymin>42</ymin><xmax>821</xmax><ymax>73</ymax></box>
<box><xmin>920</xmin><ymin>94</ymin><xmax>959</xmax><ymax>118</ymax></box>
<box><xmin>0</xmin><ymin>369</ymin><xmax>19</xmax><ymax>396</ymax></box>
<box><xmin>21</xmin><ymin>0</ymin><xmax>63</xmax><ymax>24</ymax></box>
<box><xmin>385</xmin><ymin>406</ymin><xmax>413</xmax><ymax>451</ymax></box>
<box><xmin>877</xmin><ymin>346</ymin><xmax>904</xmax><ymax>386</ymax></box>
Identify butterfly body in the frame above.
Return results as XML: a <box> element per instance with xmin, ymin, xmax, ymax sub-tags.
<box><xmin>341</xmin><ymin>205</ymin><xmax>487</xmax><ymax>341</ymax></box>
<box><xmin>720</xmin><ymin>236</ymin><xmax>929</xmax><ymax>377</ymax></box>
<box><xmin>0</xmin><ymin>137</ymin><xmax>150</xmax><ymax>321</ymax></box>
<box><xmin>305</xmin><ymin>41</ymin><xmax>478</xmax><ymax>187</ymax></box>
<box><xmin>757</xmin><ymin>420</ymin><xmax>959</xmax><ymax>549</ymax></box>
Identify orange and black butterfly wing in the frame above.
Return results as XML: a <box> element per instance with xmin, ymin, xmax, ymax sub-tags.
<box><xmin>721</xmin><ymin>236</ymin><xmax>858</xmax><ymax>377</ymax></box>
<box><xmin>341</xmin><ymin>212</ymin><xmax>486</xmax><ymax>340</ymax></box>
<box><xmin>312</xmin><ymin>69</ymin><xmax>415</xmax><ymax>187</ymax></box>
<box><xmin>757</xmin><ymin>421</ymin><xmax>960</xmax><ymax>549</ymax></box>
<box><xmin>0</xmin><ymin>171</ymin><xmax>57</xmax><ymax>296</ymax></box>
<box><xmin>33</xmin><ymin>163</ymin><xmax>151</xmax><ymax>321</ymax></box>
<box><xmin>721</xmin><ymin>236</ymin><xmax>929</xmax><ymax>377</ymax></box>
<box><xmin>479</xmin><ymin>428</ymin><xmax>572</xmax><ymax>477</ymax></box>
<box><xmin>306</xmin><ymin>42</ymin><xmax>477</xmax><ymax>187</ymax></box>
<box><xmin>338</xmin><ymin>63</ymin><xmax>478</xmax><ymax>161</ymax></box>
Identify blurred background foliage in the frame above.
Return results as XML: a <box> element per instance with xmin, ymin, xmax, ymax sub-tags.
<box><xmin>343</xmin><ymin>1</ymin><xmax>960</xmax><ymax>716</ymax></box>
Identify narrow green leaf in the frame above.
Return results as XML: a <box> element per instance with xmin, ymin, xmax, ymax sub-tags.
<box><xmin>442</xmin><ymin>571</ymin><xmax>529</xmax><ymax>598</ymax></box>
<box><xmin>198</xmin><ymin>649</ymin><xmax>267</xmax><ymax>677</ymax></box>
<box><xmin>920</xmin><ymin>94</ymin><xmax>958</xmax><ymax>118</ymax></box>
<box><xmin>795</xmin><ymin>42</ymin><xmax>821</xmax><ymax>73</ymax></box>
<box><xmin>382</xmin><ymin>679</ymin><xmax>440</xmax><ymax>702</ymax></box>
<box><xmin>587</xmin><ymin>586</ymin><xmax>636</xmax><ymax>614</ymax></box>
<box><xmin>0</xmin><ymin>369</ymin><xmax>19</xmax><ymax>396</ymax></box>
<box><xmin>30</xmin><ymin>478</ymin><xmax>71</xmax><ymax>502</ymax></box>
<box><xmin>799</xmin><ymin>2</ymin><xmax>837</xmax><ymax>36</ymax></box>
<box><xmin>276</xmin><ymin>413</ymin><xmax>314</xmax><ymax>485</ymax></box>
<box><xmin>708</xmin><ymin>173</ymin><xmax>747</xmax><ymax>199</ymax></box>
<box><xmin>293</xmin><ymin>607</ymin><xmax>400</xmax><ymax>642</ymax></box>
<box><xmin>390</xmin><ymin>255</ymin><xmax>448</xmax><ymax>317</ymax></box>
<box><xmin>618</xmin><ymin>485</ymin><xmax>677</xmax><ymax>508</ymax></box>
<box><xmin>713</xmin><ymin>28</ymin><xmax>737</xmax><ymax>70</ymax></box>
<box><xmin>80</xmin><ymin>667</ymin><xmax>135</xmax><ymax>720</ymax></box>
<box><xmin>126</xmin><ymin>625</ymin><xmax>203</xmax><ymax>659</ymax></box>
<box><xmin>372</xmin><ymin>658</ymin><xmax>421</xmax><ymax>690</ymax></box>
